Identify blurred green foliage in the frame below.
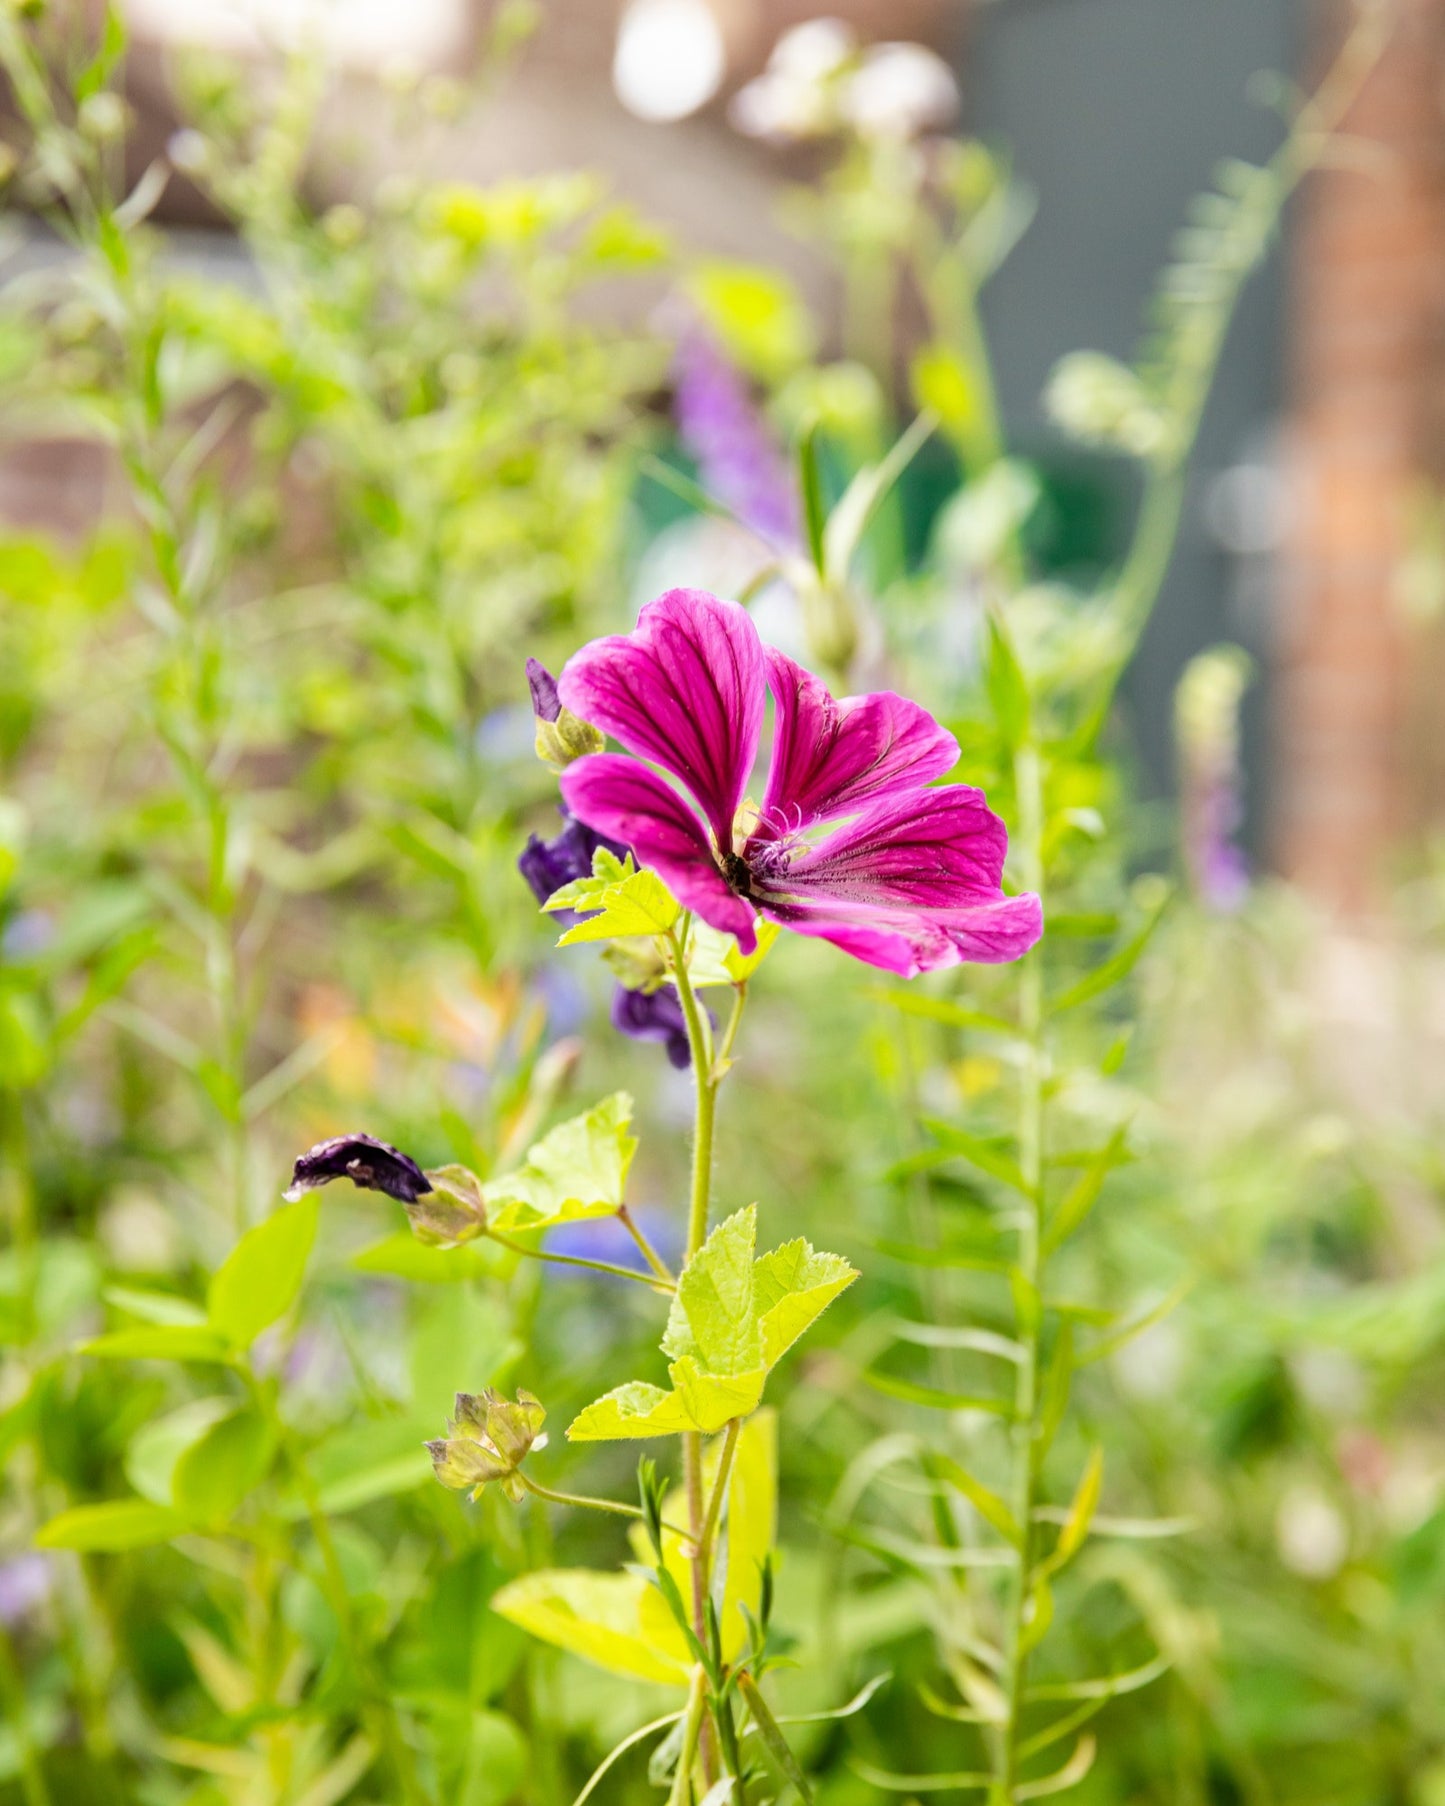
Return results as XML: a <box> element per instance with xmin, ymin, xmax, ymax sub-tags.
<box><xmin>0</xmin><ymin>4</ymin><xmax>1441</xmax><ymax>1805</ymax></box>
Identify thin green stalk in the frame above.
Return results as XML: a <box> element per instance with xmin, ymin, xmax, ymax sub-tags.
<box><xmin>668</xmin><ymin>1669</ymin><xmax>709</xmax><ymax>1806</ymax></box>
<box><xmin>617</xmin><ymin>1204</ymin><xmax>677</xmax><ymax>1285</ymax></box>
<box><xmin>670</xmin><ymin>922</ymin><xmax>741</xmax><ymax>1788</ymax></box>
<box><xmin>484</xmin><ymin>1227</ymin><xmax>675</xmax><ymax>1292</ymax></box>
<box><xmin>695</xmin><ymin>1416</ymin><xmax>743</xmax><ymax>1574</ymax></box>
<box><xmin>997</xmin><ymin>739</ymin><xmax>1046</xmax><ymax>1802</ymax></box>
<box><xmin>519</xmin><ymin>1474</ymin><xmax>657</xmax><ymax>1525</ymax></box>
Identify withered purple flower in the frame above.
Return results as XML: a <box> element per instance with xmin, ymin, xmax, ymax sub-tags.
<box><xmin>611</xmin><ymin>983</ymin><xmax>693</xmax><ymax>1070</ymax></box>
<box><xmin>285</xmin><ymin>1133</ymin><xmax>432</xmax><ymax>1204</ymax></box>
<box><xmin>518</xmin><ymin>808</ymin><xmax>628</xmax><ymax>927</ymax></box>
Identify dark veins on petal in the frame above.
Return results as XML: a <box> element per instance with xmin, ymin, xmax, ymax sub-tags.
<box><xmin>286</xmin><ymin>1134</ymin><xmax>431</xmax><ymax>1203</ymax></box>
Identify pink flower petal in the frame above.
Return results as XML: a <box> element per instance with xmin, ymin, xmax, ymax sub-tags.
<box><xmin>763</xmin><ymin>892</ymin><xmax>1043</xmax><ymax>977</ymax></box>
<box><xmin>558</xmin><ymin>590</ymin><xmax>766</xmax><ymax>852</ymax></box>
<box><xmin>753</xmin><ymin>785</ymin><xmax>1041</xmax><ymax>976</ymax></box>
<box><xmin>757</xmin><ymin>649</ymin><xmax>959</xmax><ymax>836</ymax></box>
<box><xmin>561</xmin><ymin>756</ymin><xmax>758</xmax><ymax>951</ymax></box>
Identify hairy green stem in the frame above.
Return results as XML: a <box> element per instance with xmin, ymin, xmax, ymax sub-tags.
<box><xmin>670</xmin><ymin>922</ymin><xmax>739</xmax><ymax>1787</ymax></box>
<box><xmin>617</xmin><ymin>1204</ymin><xmax>677</xmax><ymax>1284</ymax></box>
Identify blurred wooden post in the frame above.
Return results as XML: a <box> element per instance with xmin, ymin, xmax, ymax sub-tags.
<box><xmin>1275</xmin><ymin>0</ymin><xmax>1445</xmax><ymax>906</ymax></box>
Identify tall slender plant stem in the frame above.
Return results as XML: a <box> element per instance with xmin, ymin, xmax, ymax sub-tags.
<box><xmin>997</xmin><ymin>738</ymin><xmax>1046</xmax><ymax>1801</ymax></box>
<box><xmin>669</xmin><ymin>921</ymin><xmax>746</xmax><ymax>1794</ymax></box>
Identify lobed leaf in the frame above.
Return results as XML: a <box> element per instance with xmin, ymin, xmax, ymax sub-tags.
<box><xmin>485</xmin><ymin>1092</ymin><xmax>637</xmax><ymax>1234</ymax></box>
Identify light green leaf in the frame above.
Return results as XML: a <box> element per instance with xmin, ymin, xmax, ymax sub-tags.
<box><xmin>683</xmin><ymin>920</ymin><xmax>781</xmax><ymax>989</ymax></box>
<box><xmin>490</xmin><ymin>1568</ymin><xmax>691</xmax><ymax>1686</ymax></box>
<box><xmin>1052</xmin><ymin>1447</ymin><xmax>1104</xmax><ymax>1567</ymax></box>
<box><xmin>549</xmin><ymin>866</ymin><xmax>679</xmax><ymax>945</ymax></box>
<box><xmin>485</xmin><ymin>1093</ymin><xmax>636</xmax><ymax>1234</ymax></box>
<box><xmin>662</xmin><ymin>1206</ymin><xmax>760</xmax><ymax>1372</ymax></box>
<box><xmin>125</xmin><ymin>1398</ymin><xmax>236</xmax><ymax>1506</ymax></box>
<box><xmin>82</xmin><ymin>1325</ymin><xmax>233</xmax><ymax>1364</ymax></box>
<box><xmin>669</xmin><ymin>1358</ymin><xmax>767</xmax><ymax>1434</ymax></box>
<box><xmin>349</xmin><ymin>1231</ymin><xmax>514</xmax><ymax>1284</ymax></box>
<box><xmin>36</xmin><ymin>1499</ymin><xmax>183</xmax><ymax>1552</ymax></box>
<box><xmin>570</xmin><ymin>1208</ymin><xmax>854</xmax><ymax>1440</ymax></box>
<box><xmin>171</xmin><ymin>1407</ymin><xmax>274</xmax><ymax>1527</ymax></box>
<box><xmin>928</xmin><ymin>1452</ymin><xmax>1021</xmax><ymax>1546</ymax></box>
<box><xmin>754</xmin><ymin>1238</ymin><xmax>858</xmax><ymax>1368</ymax></box>
<box><xmin>283</xmin><ymin>1416</ymin><xmax>437</xmax><ymax>1518</ymax></box>
<box><xmin>103</xmin><ymin>1287</ymin><xmax>208</xmax><ymax>1327</ymax></box>
<box><xmin>207</xmin><ymin>1194</ymin><xmax>319</xmax><ymax>1350</ymax></box>
<box><xmin>1042</xmin><ymin>1123</ymin><xmax>1131</xmax><ymax>1257</ymax></box>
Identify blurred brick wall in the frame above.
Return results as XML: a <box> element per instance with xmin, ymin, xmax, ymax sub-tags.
<box><xmin>1276</xmin><ymin>0</ymin><xmax>1445</xmax><ymax>907</ymax></box>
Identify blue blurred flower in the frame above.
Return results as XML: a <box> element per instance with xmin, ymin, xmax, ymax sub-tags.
<box><xmin>673</xmin><ymin>328</ymin><xmax>800</xmax><ymax>547</ymax></box>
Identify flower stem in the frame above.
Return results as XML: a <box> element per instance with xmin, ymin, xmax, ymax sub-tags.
<box><xmin>483</xmin><ymin>1228</ymin><xmax>675</xmax><ymax>1293</ymax></box>
<box><xmin>518</xmin><ymin>1475</ymin><xmax>639</xmax><ymax>1520</ymax></box>
<box><xmin>617</xmin><ymin>1204</ymin><xmax>677</xmax><ymax>1285</ymax></box>
<box><xmin>695</xmin><ymin>1416</ymin><xmax>743</xmax><ymax>1574</ymax></box>
<box><xmin>669</xmin><ymin>920</ymin><xmax>744</xmax><ymax>1789</ymax></box>
<box><xmin>668</xmin><ymin>1669</ymin><xmax>709</xmax><ymax>1806</ymax></box>
<box><xmin>997</xmin><ymin>738</ymin><xmax>1046</xmax><ymax>1801</ymax></box>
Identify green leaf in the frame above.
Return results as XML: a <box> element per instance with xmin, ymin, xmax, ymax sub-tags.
<box><xmin>485</xmin><ymin>1093</ymin><xmax>637</xmax><ymax>1233</ymax></box>
<box><xmin>1049</xmin><ymin>892</ymin><xmax>1171</xmax><ymax>1015</ymax></box>
<box><xmin>548</xmin><ymin>866</ymin><xmax>680</xmax><ymax>944</ymax></box>
<box><xmin>285</xmin><ymin>1416</ymin><xmax>435</xmax><ymax>1517</ymax></box>
<box><xmin>570</xmin><ymin>1209</ymin><xmax>855</xmax><ymax>1440</ymax></box>
<box><xmin>102</xmin><ymin>1287</ymin><xmax>206</xmax><ymax>1327</ymax></box>
<box><xmin>753</xmin><ymin>1238</ymin><xmax>858</xmax><ymax>1367</ymax></box>
<box><xmin>736</xmin><ymin>1671</ymin><xmax>814</xmax><ymax>1804</ymax></box>
<box><xmin>983</xmin><ymin>611</ymin><xmax>1031</xmax><ymax>750</ymax></box>
<box><xmin>207</xmin><ymin>1194</ymin><xmax>319</xmax><ymax>1350</ymax></box>
<box><xmin>863</xmin><ymin>1372</ymin><xmax>1012</xmax><ymax>1415</ymax></box>
<box><xmin>171</xmin><ymin>1407</ymin><xmax>274</xmax><ymax>1527</ymax></box>
<box><xmin>36</xmin><ymin>1499</ymin><xmax>183</xmax><ymax>1552</ymax></box>
<box><xmin>662</xmin><ymin>1206</ymin><xmax>760</xmax><ymax>1372</ymax></box>
<box><xmin>1036</xmin><ymin>1323</ymin><xmax>1074</xmax><ymax>1458</ymax></box>
<box><xmin>799</xmin><ymin>422</ymin><xmax>828</xmax><ymax>576</ymax></box>
<box><xmin>125</xmin><ymin>1398</ymin><xmax>236</xmax><ymax>1506</ymax></box>
<box><xmin>868</xmin><ymin>988</ymin><xmax>1019</xmax><ymax>1038</ymax></box>
<box><xmin>349</xmin><ymin>1230</ymin><xmax>514</xmax><ymax>1283</ymax></box>
<box><xmin>1042</xmin><ymin>1122</ymin><xmax>1131</xmax><ymax>1257</ymax></box>
<box><xmin>923</xmin><ymin>1121</ymin><xmax>1031</xmax><ymax>1197</ymax></box>
<box><xmin>823</xmin><ymin>410</ymin><xmax>936</xmax><ymax>582</ymax></box>
<box><xmin>928</xmin><ymin>1453</ymin><xmax>1021</xmax><ymax>1546</ymax></box>
<box><xmin>82</xmin><ymin>1325</ymin><xmax>233</xmax><ymax>1364</ymax></box>
<box><xmin>1053</xmin><ymin>1448</ymin><xmax>1103</xmax><ymax>1567</ymax></box>
<box><xmin>684</xmin><ymin>919</ymin><xmax>782</xmax><ymax>988</ymax></box>
<box><xmin>490</xmin><ymin>1569</ymin><xmax>691</xmax><ymax>1686</ymax></box>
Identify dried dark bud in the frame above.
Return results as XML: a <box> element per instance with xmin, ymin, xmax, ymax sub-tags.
<box><xmin>285</xmin><ymin>1134</ymin><xmax>432</xmax><ymax>1205</ymax></box>
<box><xmin>526</xmin><ymin>657</ymin><xmax>562</xmax><ymax>723</ymax></box>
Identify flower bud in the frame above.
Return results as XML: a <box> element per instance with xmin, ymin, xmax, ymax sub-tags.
<box><xmin>428</xmin><ymin>1388</ymin><xmax>546</xmax><ymax>1502</ymax></box>
<box><xmin>526</xmin><ymin>657</ymin><xmax>604</xmax><ymax>768</ymax></box>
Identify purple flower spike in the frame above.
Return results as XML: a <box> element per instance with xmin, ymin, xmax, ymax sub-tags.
<box><xmin>526</xmin><ymin>657</ymin><xmax>562</xmax><ymax>723</ymax></box>
<box><xmin>518</xmin><ymin>809</ymin><xmax>629</xmax><ymax>927</ymax></box>
<box><xmin>286</xmin><ymin>1134</ymin><xmax>431</xmax><ymax>1204</ymax></box>
<box><xmin>611</xmin><ymin>983</ymin><xmax>696</xmax><ymax>1069</ymax></box>
<box><xmin>557</xmin><ymin>589</ymin><xmax>1043</xmax><ymax>977</ymax></box>
<box><xmin>674</xmin><ymin>329</ymin><xmax>800</xmax><ymax>547</ymax></box>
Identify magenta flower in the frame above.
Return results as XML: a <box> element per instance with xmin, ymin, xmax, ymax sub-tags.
<box><xmin>556</xmin><ymin>589</ymin><xmax>1042</xmax><ymax>977</ymax></box>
